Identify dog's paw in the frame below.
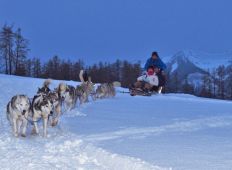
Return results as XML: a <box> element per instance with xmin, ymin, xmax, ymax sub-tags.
<box><xmin>14</xmin><ymin>133</ymin><xmax>19</xmax><ymax>137</ymax></box>
<box><xmin>31</xmin><ymin>128</ymin><xmax>38</xmax><ymax>135</ymax></box>
<box><xmin>51</xmin><ymin>121</ymin><xmax>58</xmax><ymax>127</ymax></box>
<box><xmin>21</xmin><ymin>134</ymin><xmax>26</xmax><ymax>137</ymax></box>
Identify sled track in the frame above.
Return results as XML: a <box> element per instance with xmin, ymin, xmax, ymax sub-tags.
<box><xmin>0</xmin><ymin>75</ymin><xmax>168</xmax><ymax>170</ymax></box>
<box><xmin>0</xmin><ymin>120</ymin><xmax>168</xmax><ymax>170</ymax></box>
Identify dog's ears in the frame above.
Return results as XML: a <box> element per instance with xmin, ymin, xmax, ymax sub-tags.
<box><xmin>11</xmin><ymin>96</ymin><xmax>18</xmax><ymax>110</ymax></box>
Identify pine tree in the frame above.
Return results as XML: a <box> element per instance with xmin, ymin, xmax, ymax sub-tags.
<box><xmin>226</xmin><ymin>65</ymin><xmax>232</xmax><ymax>99</ymax></box>
<box><xmin>0</xmin><ymin>24</ymin><xmax>14</xmax><ymax>74</ymax></box>
<box><xmin>182</xmin><ymin>78</ymin><xmax>194</xmax><ymax>94</ymax></box>
<box><xmin>32</xmin><ymin>58</ymin><xmax>42</xmax><ymax>78</ymax></box>
<box><xmin>200</xmin><ymin>72</ymin><xmax>212</xmax><ymax>98</ymax></box>
<box><xmin>211</xmin><ymin>69</ymin><xmax>217</xmax><ymax>97</ymax></box>
<box><xmin>14</xmin><ymin>28</ymin><xmax>29</xmax><ymax>75</ymax></box>
<box><xmin>216</xmin><ymin>65</ymin><xmax>226</xmax><ymax>99</ymax></box>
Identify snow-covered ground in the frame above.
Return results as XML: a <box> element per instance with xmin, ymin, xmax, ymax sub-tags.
<box><xmin>1</xmin><ymin>74</ymin><xmax>232</xmax><ymax>170</ymax></box>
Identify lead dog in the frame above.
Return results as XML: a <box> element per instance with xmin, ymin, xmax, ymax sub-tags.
<box><xmin>6</xmin><ymin>95</ymin><xmax>30</xmax><ymax>137</ymax></box>
<box><xmin>31</xmin><ymin>94</ymin><xmax>53</xmax><ymax>137</ymax></box>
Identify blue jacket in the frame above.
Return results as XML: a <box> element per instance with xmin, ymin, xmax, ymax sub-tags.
<box><xmin>144</xmin><ymin>57</ymin><xmax>167</xmax><ymax>71</ymax></box>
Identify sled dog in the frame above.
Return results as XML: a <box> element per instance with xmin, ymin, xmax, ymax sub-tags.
<box><xmin>31</xmin><ymin>94</ymin><xmax>53</xmax><ymax>137</ymax></box>
<box><xmin>77</xmin><ymin>70</ymin><xmax>96</xmax><ymax>104</ymax></box>
<box><xmin>6</xmin><ymin>95</ymin><xmax>30</xmax><ymax>137</ymax></box>
<box><xmin>57</xmin><ymin>82</ymin><xmax>77</xmax><ymax>110</ymax></box>
<box><xmin>47</xmin><ymin>91</ymin><xmax>62</xmax><ymax>126</ymax></box>
<box><xmin>37</xmin><ymin>79</ymin><xmax>52</xmax><ymax>95</ymax></box>
<box><xmin>96</xmin><ymin>83</ymin><xmax>116</xmax><ymax>98</ymax></box>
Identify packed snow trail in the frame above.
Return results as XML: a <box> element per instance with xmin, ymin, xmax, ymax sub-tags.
<box><xmin>1</xmin><ymin>74</ymin><xmax>232</xmax><ymax>170</ymax></box>
<box><xmin>64</xmin><ymin>92</ymin><xmax>232</xmax><ymax>170</ymax></box>
<box><xmin>0</xmin><ymin>74</ymin><xmax>168</xmax><ymax>170</ymax></box>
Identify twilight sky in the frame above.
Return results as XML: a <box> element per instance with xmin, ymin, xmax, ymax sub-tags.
<box><xmin>0</xmin><ymin>0</ymin><xmax>232</xmax><ymax>64</ymax></box>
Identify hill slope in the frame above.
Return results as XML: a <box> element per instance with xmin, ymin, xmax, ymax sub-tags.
<box><xmin>1</xmin><ymin>74</ymin><xmax>232</xmax><ymax>170</ymax></box>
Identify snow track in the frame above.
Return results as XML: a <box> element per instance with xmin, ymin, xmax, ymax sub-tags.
<box><xmin>83</xmin><ymin>116</ymin><xmax>232</xmax><ymax>142</ymax></box>
<box><xmin>0</xmin><ymin>75</ymin><xmax>168</xmax><ymax>170</ymax></box>
<box><xmin>1</xmin><ymin>74</ymin><xmax>232</xmax><ymax>170</ymax></box>
<box><xmin>0</xmin><ymin>132</ymin><xmax>165</xmax><ymax>170</ymax></box>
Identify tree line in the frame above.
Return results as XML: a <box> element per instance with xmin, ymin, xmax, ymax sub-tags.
<box><xmin>165</xmin><ymin>64</ymin><xmax>232</xmax><ymax>100</ymax></box>
<box><xmin>0</xmin><ymin>25</ymin><xmax>141</xmax><ymax>87</ymax></box>
<box><xmin>0</xmin><ymin>24</ymin><xmax>231</xmax><ymax>100</ymax></box>
<box><xmin>0</xmin><ymin>24</ymin><xmax>29</xmax><ymax>75</ymax></box>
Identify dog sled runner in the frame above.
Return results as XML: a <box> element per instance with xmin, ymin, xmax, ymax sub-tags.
<box><xmin>129</xmin><ymin>87</ymin><xmax>158</xmax><ymax>96</ymax></box>
<box><xmin>118</xmin><ymin>88</ymin><xmax>158</xmax><ymax>96</ymax></box>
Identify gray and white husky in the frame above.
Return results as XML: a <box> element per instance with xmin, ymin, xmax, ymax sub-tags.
<box><xmin>57</xmin><ymin>82</ymin><xmax>77</xmax><ymax>111</ymax></box>
<box><xmin>37</xmin><ymin>79</ymin><xmax>52</xmax><ymax>95</ymax></box>
<box><xmin>47</xmin><ymin>91</ymin><xmax>62</xmax><ymax>127</ymax></box>
<box><xmin>37</xmin><ymin>79</ymin><xmax>62</xmax><ymax>127</ymax></box>
<box><xmin>96</xmin><ymin>83</ymin><xmax>116</xmax><ymax>98</ymax></box>
<box><xmin>6</xmin><ymin>95</ymin><xmax>31</xmax><ymax>137</ymax></box>
<box><xmin>77</xmin><ymin>70</ymin><xmax>96</xmax><ymax>104</ymax></box>
<box><xmin>31</xmin><ymin>94</ymin><xmax>53</xmax><ymax>137</ymax></box>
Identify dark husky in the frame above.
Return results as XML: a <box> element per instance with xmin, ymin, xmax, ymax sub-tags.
<box><xmin>37</xmin><ymin>79</ymin><xmax>52</xmax><ymax>95</ymax></box>
<box><xmin>37</xmin><ymin>79</ymin><xmax>63</xmax><ymax>127</ymax></box>
<box><xmin>31</xmin><ymin>94</ymin><xmax>53</xmax><ymax>137</ymax></box>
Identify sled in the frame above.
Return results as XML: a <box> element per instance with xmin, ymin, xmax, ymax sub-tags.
<box><xmin>129</xmin><ymin>88</ymin><xmax>157</xmax><ymax>96</ymax></box>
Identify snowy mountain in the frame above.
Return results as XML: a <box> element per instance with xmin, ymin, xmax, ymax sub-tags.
<box><xmin>166</xmin><ymin>51</ymin><xmax>207</xmax><ymax>80</ymax></box>
<box><xmin>163</xmin><ymin>50</ymin><xmax>232</xmax><ymax>85</ymax></box>
<box><xmin>1</xmin><ymin>74</ymin><xmax>232</xmax><ymax>170</ymax></box>
<box><xmin>164</xmin><ymin>50</ymin><xmax>232</xmax><ymax>70</ymax></box>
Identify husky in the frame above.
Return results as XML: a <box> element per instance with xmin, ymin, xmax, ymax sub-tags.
<box><xmin>47</xmin><ymin>91</ymin><xmax>62</xmax><ymax>127</ymax></box>
<box><xmin>57</xmin><ymin>82</ymin><xmax>77</xmax><ymax>111</ymax></box>
<box><xmin>107</xmin><ymin>83</ymin><xmax>116</xmax><ymax>97</ymax></box>
<box><xmin>6</xmin><ymin>95</ymin><xmax>30</xmax><ymax>137</ymax></box>
<box><xmin>37</xmin><ymin>79</ymin><xmax>52</xmax><ymax>95</ymax></box>
<box><xmin>96</xmin><ymin>84</ymin><xmax>107</xmax><ymax>99</ymax></box>
<box><xmin>31</xmin><ymin>94</ymin><xmax>53</xmax><ymax>137</ymax></box>
<box><xmin>37</xmin><ymin>79</ymin><xmax>62</xmax><ymax>126</ymax></box>
<box><xmin>77</xmin><ymin>70</ymin><xmax>96</xmax><ymax>104</ymax></box>
<box><xmin>76</xmin><ymin>85</ymin><xmax>88</xmax><ymax>105</ymax></box>
<box><xmin>96</xmin><ymin>83</ymin><xmax>116</xmax><ymax>98</ymax></box>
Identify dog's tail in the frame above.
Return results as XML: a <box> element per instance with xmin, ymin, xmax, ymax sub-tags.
<box><xmin>113</xmin><ymin>81</ymin><xmax>121</xmax><ymax>87</ymax></box>
<box><xmin>43</xmin><ymin>79</ymin><xmax>52</xmax><ymax>88</ymax></box>
<box><xmin>79</xmin><ymin>70</ymin><xmax>85</xmax><ymax>83</ymax></box>
<box><xmin>58</xmin><ymin>82</ymin><xmax>66</xmax><ymax>92</ymax></box>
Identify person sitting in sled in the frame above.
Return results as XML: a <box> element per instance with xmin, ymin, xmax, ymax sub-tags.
<box><xmin>132</xmin><ymin>66</ymin><xmax>159</xmax><ymax>93</ymax></box>
<box><xmin>144</xmin><ymin>51</ymin><xmax>167</xmax><ymax>93</ymax></box>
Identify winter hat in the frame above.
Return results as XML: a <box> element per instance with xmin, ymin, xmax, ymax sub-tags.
<box><xmin>151</xmin><ymin>51</ymin><xmax>159</xmax><ymax>58</ymax></box>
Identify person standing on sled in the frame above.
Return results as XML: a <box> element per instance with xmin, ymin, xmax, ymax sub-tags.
<box><xmin>144</xmin><ymin>51</ymin><xmax>167</xmax><ymax>93</ymax></box>
<box><xmin>132</xmin><ymin>66</ymin><xmax>159</xmax><ymax>93</ymax></box>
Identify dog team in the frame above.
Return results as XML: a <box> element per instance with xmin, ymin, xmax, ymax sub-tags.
<box><xmin>6</xmin><ymin>70</ymin><xmax>116</xmax><ymax>138</ymax></box>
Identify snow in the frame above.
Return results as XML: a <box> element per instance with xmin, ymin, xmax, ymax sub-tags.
<box><xmin>171</xmin><ymin>62</ymin><xmax>178</xmax><ymax>73</ymax></box>
<box><xmin>1</xmin><ymin>74</ymin><xmax>232</xmax><ymax>170</ymax></box>
<box><xmin>187</xmin><ymin>72</ymin><xmax>205</xmax><ymax>87</ymax></box>
<box><xmin>170</xmin><ymin>50</ymin><xmax>232</xmax><ymax>70</ymax></box>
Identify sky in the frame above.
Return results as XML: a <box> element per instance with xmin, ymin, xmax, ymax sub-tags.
<box><xmin>0</xmin><ymin>0</ymin><xmax>232</xmax><ymax>64</ymax></box>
